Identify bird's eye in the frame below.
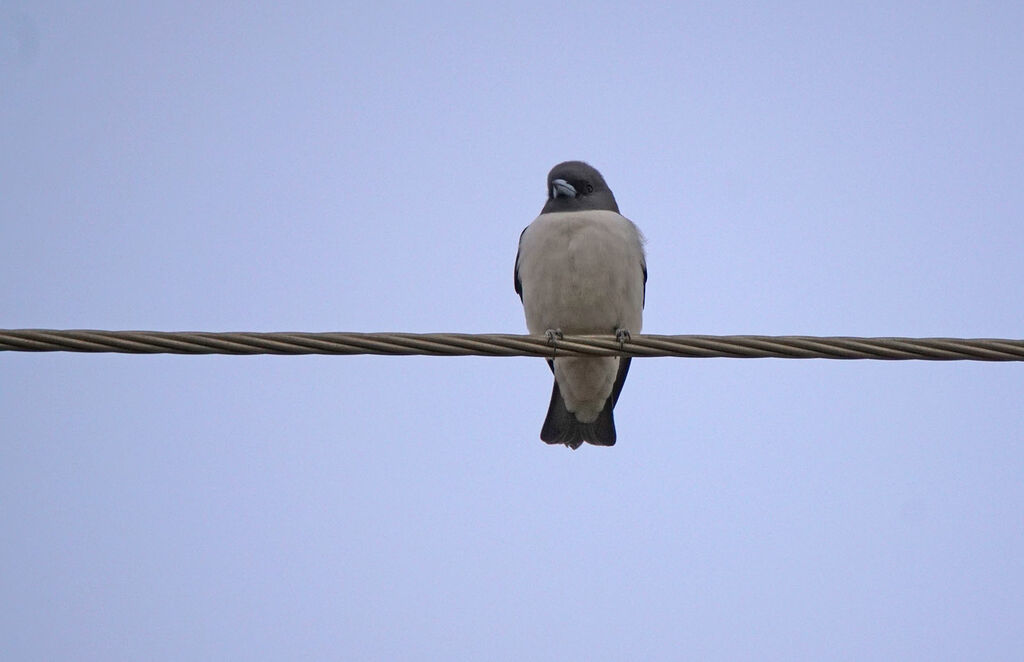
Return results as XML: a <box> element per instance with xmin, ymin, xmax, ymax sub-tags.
<box><xmin>584</xmin><ymin>183</ymin><xmax>594</xmax><ymax>194</ymax></box>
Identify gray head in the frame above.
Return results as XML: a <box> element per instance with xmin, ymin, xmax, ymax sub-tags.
<box><xmin>541</xmin><ymin>161</ymin><xmax>619</xmax><ymax>214</ymax></box>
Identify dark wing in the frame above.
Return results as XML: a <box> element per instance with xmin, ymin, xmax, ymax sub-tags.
<box><xmin>641</xmin><ymin>261</ymin><xmax>647</xmax><ymax>308</ymax></box>
<box><xmin>609</xmin><ymin>357</ymin><xmax>631</xmax><ymax>408</ymax></box>
<box><xmin>514</xmin><ymin>227</ymin><xmax>527</xmax><ymax>302</ymax></box>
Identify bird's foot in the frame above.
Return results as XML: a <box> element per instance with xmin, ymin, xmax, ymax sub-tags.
<box><xmin>614</xmin><ymin>327</ymin><xmax>632</xmax><ymax>347</ymax></box>
<box><xmin>544</xmin><ymin>328</ymin><xmax>564</xmax><ymax>344</ymax></box>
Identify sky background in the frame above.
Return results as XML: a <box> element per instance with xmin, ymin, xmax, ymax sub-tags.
<box><xmin>2</xmin><ymin>2</ymin><xmax>1024</xmax><ymax>660</ymax></box>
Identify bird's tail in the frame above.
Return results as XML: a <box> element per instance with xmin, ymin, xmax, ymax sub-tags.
<box><xmin>539</xmin><ymin>379</ymin><xmax>616</xmax><ymax>449</ymax></box>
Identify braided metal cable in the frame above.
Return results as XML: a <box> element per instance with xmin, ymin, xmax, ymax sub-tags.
<box><xmin>2</xmin><ymin>329</ymin><xmax>1024</xmax><ymax>361</ymax></box>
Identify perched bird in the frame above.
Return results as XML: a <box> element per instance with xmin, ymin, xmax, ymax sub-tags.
<box><xmin>514</xmin><ymin>161</ymin><xmax>647</xmax><ymax>448</ymax></box>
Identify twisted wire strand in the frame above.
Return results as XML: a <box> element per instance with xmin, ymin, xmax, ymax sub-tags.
<box><xmin>2</xmin><ymin>329</ymin><xmax>1024</xmax><ymax>361</ymax></box>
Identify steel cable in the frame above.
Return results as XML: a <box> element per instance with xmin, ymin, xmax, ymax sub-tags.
<box><xmin>2</xmin><ymin>329</ymin><xmax>1024</xmax><ymax>361</ymax></box>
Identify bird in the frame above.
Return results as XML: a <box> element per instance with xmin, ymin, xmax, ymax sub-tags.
<box><xmin>514</xmin><ymin>161</ymin><xmax>647</xmax><ymax>449</ymax></box>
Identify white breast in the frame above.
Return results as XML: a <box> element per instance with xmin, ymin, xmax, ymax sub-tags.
<box><xmin>517</xmin><ymin>209</ymin><xmax>645</xmax><ymax>336</ymax></box>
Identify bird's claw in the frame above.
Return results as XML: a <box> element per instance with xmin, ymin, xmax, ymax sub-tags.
<box><xmin>544</xmin><ymin>328</ymin><xmax>564</xmax><ymax>344</ymax></box>
<box><xmin>615</xmin><ymin>328</ymin><xmax>631</xmax><ymax>347</ymax></box>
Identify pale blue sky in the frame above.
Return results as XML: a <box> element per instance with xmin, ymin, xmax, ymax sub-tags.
<box><xmin>2</xmin><ymin>2</ymin><xmax>1023</xmax><ymax>660</ymax></box>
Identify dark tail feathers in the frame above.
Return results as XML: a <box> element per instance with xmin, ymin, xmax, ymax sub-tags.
<box><xmin>540</xmin><ymin>379</ymin><xmax>616</xmax><ymax>449</ymax></box>
<box><xmin>538</xmin><ymin>358</ymin><xmax>631</xmax><ymax>449</ymax></box>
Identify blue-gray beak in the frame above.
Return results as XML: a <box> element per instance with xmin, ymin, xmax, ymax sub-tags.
<box><xmin>551</xmin><ymin>179</ymin><xmax>577</xmax><ymax>199</ymax></box>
